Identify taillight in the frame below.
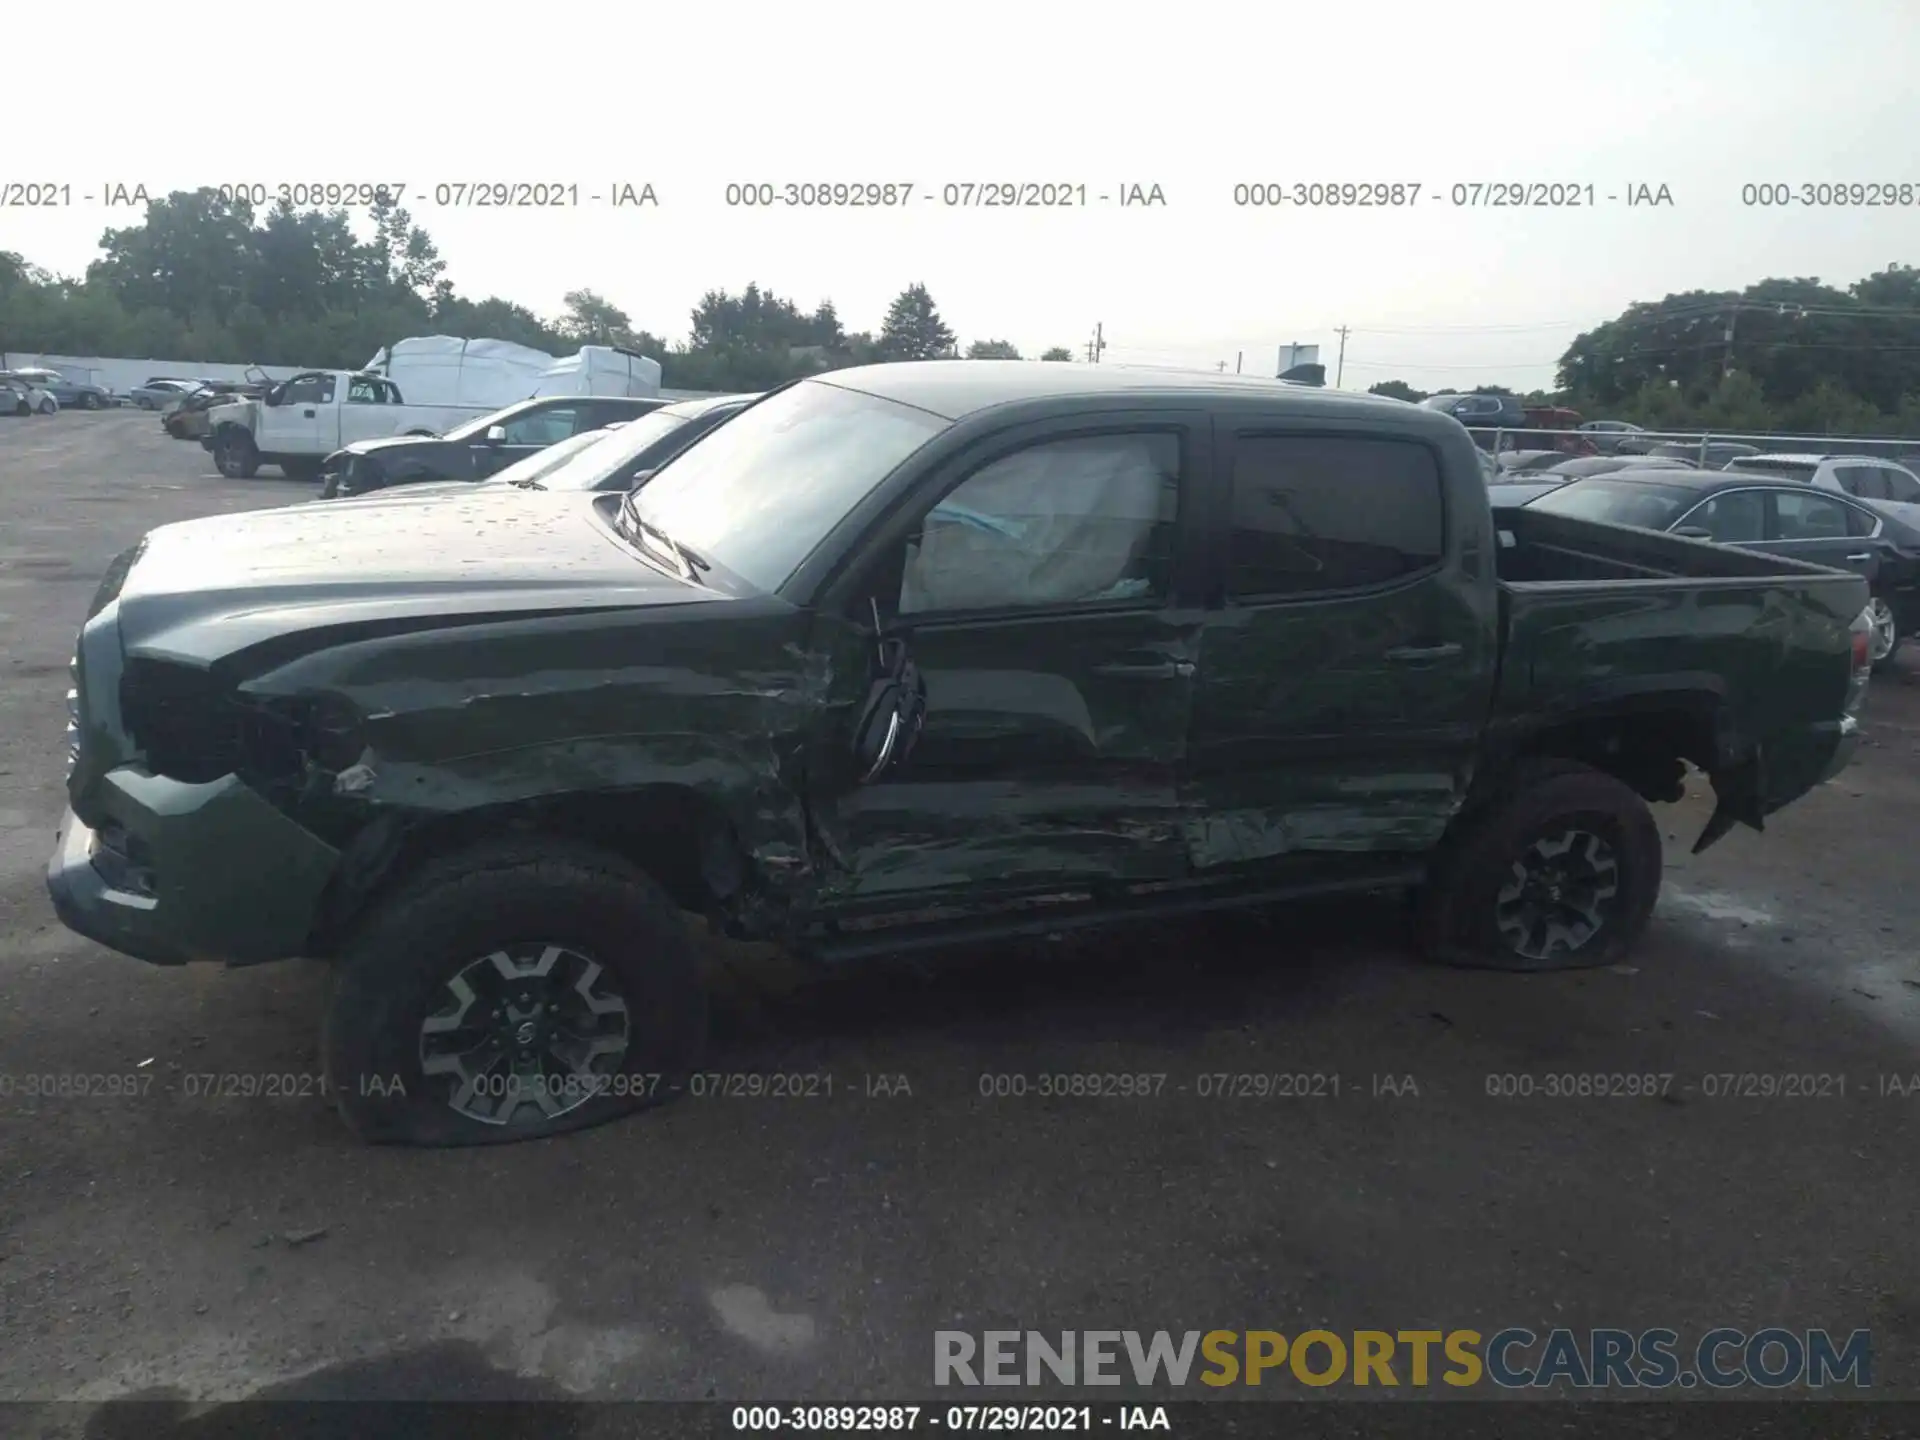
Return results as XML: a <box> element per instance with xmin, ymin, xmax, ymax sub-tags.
<box><xmin>1844</xmin><ymin>608</ymin><xmax>1874</xmax><ymax>720</ymax></box>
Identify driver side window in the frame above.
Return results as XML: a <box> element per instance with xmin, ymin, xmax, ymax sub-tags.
<box><xmin>896</xmin><ymin>432</ymin><xmax>1181</xmax><ymax>617</ymax></box>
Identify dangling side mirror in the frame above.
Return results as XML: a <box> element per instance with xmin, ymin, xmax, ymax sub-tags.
<box><xmin>851</xmin><ymin>607</ymin><xmax>926</xmax><ymax>784</ymax></box>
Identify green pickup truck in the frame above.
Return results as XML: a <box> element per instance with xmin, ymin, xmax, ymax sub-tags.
<box><xmin>48</xmin><ymin>363</ymin><xmax>1875</xmax><ymax>1145</ymax></box>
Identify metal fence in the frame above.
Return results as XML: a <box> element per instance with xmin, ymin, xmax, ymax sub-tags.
<box><xmin>1463</xmin><ymin>424</ymin><xmax>1920</xmax><ymax>470</ymax></box>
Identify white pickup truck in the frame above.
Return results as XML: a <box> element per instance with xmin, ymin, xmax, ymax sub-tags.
<box><xmin>202</xmin><ymin>370</ymin><xmax>493</xmax><ymax>480</ymax></box>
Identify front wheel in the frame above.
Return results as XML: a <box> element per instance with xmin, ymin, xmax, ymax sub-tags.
<box><xmin>81</xmin><ymin>392</ymin><xmax>101</xmax><ymax>410</ymax></box>
<box><xmin>1866</xmin><ymin>594</ymin><xmax>1903</xmax><ymax>673</ymax></box>
<box><xmin>37</xmin><ymin>399</ymin><xmax>56</xmax><ymax>415</ymax></box>
<box><xmin>213</xmin><ymin>428</ymin><xmax>260</xmax><ymax>479</ymax></box>
<box><xmin>322</xmin><ymin>838</ymin><xmax>709</xmax><ymax>1146</ymax></box>
<box><xmin>1416</xmin><ymin>761</ymin><xmax>1662</xmax><ymax>971</ymax></box>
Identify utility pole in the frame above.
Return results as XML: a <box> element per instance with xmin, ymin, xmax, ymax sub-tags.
<box><xmin>1236</xmin><ymin>351</ymin><xmax>1243</xmax><ymax>374</ymax></box>
<box><xmin>1721</xmin><ymin>305</ymin><xmax>1739</xmax><ymax>380</ymax></box>
<box><xmin>1334</xmin><ymin>325</ymin><xmax>1350</xmax><ymax>389</ymax></box>
<box><xmin>1217</xmin><ymin>360</ymin><xmax>1227</xmax><ymax>372</ymax></box>
<box><xmin>1087</xmin><ymin>322</ymin><xmax>1105</xmax><ymax>364</ymax></box>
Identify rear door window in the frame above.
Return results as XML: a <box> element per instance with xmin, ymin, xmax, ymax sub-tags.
<box><xmin>1226</xmin><ymin>435</ymin><xmax>1445</xmax><ymax>597</ymax></box>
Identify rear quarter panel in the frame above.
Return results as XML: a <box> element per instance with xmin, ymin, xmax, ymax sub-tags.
<box><xmin>1496</xmin><ymin>513</ymin><xmax>1868</xmax><ymax>814</ymax></box>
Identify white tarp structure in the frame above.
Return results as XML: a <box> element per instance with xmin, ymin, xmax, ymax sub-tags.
<box><xmin>363</xmin><ymin>337</ymin><xmax>556</xmax><ymax>408</ymax></box>
<box><xmin>899</xmin><ymin>435</ymin><xmax>1173</xmax><ymax>613</ymax></box>
<box><xmin>533</xmin><ymin>346</ymin><xmax>663</xmax><ymax>398</ymax></box>
<box><xmin>364</xmin><ymin>337</ymin><xmax>664</xmax><ymax>407</ymax></box>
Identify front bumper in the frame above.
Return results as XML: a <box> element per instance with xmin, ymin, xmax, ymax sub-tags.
<box><xmin>47</xmin><ymin>769</ymin><xmax>341</xmax><ymax>967</ymax></box>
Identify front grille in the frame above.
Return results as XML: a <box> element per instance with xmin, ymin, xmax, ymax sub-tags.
<box><xmin>64</xmin><ymin>655</ymin><xmax>80</xmax><ymax>779</ymax></box>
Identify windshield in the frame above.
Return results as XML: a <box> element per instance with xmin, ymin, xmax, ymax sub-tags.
<box><xmin>1529</xmin><ymin>479</ymin><xmax>1696</xmax><ymax>530</ymax></box>
<box><xmin>532</xmin><ymin>409</ymin><xmax>695</xmax><ymax>491</ymax></box>
<box><xmin>631</xmin><ymin>380</ymin><xmax>951</xmax><ymax>592</ymax></box>
<box><xmin>485</xmin><ymin>426</ymin><xmax>626</xmax><ymax>487</ymax></box>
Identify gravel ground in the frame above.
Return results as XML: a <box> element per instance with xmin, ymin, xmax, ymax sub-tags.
<box><xmin>1</xmin><ymin>410</ymin><xmax>1917</xmax><ymax>1426</ymax></box>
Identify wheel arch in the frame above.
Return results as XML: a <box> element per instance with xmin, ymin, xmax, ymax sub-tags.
<box><xmin>305</xmin><ymin>783</ymin><xmax>753</xmax><ymax>957</ymax></box>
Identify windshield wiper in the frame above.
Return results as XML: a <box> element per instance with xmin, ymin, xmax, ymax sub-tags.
<box><xmin>618</xmin><ymin>492</ymin><xmax>708</xmax><ymax>579</ymax></box>
<box><xmin>507</xmin><ymin>476</ymin><xmax>545</xmax><ymax>490</ymax></box>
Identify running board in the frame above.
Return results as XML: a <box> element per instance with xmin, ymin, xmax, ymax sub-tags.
<box><xmin>803</xmin><ymin>866</ymin><xmax>1425</xmax><ymax>964</ymax></box>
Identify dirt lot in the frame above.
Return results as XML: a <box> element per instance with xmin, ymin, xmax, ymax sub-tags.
<box><xmin>2</xmin><ymin>411</ymin><xmax>1918</xmax><ymax>1419</ymax></box>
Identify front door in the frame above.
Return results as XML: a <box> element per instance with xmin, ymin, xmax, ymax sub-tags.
<box><xmin>257</xmin><ymin>372</ymin><xmax>334</xmax><ymax>453</ymax></box>
<box><xmin>475</xmin><ymin>405</ymin><xmax>583</xmax><ymax>475</ymax></box>
<box><xmin>809</xmin><ymin>415</ymin><xmax>1210</xmax><ymax>912</ymax></box>
<box><xmin>1183</xmin><ymin>426</ymin><xmax>1497</xmax><ymax>874</ymax></box>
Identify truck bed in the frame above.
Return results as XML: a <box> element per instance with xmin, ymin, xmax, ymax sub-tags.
<box><xmin>1491</xmin><ymin>507</ymin><xmax>1868</xmax><ymax>819</ymax></box>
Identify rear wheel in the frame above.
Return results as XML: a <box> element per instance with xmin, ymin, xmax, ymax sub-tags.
<box><xmin>213</xmin><ymin>428</ymin><xmax>260</xmax><ymax>479</ymax></box>
<box><xmin>81</xmin><ymin>392</ymin><xmax>101</xmax><ymax>410</ymax></box>
<box><xmin>1866</xmin><ymin>594</ymin><xmax>1902</xmax><ymax>673</ymax></box>
<box><xmin>322</xmin><ymin>838</ymin><xmax>709</xmax><ymax>1146</ymax></box>
<box><xmin>1417</xmin><ymin>761</ymin><xmax>1662</xmax><ymax>971</ymax></box>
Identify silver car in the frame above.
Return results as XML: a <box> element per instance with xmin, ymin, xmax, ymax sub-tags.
<box><xmin>129</xmin><ymin>378</ymin><xmax>204</xmax><ymax>410</ymax></box>
<box><xmin>0</xmin><ymin>375</ymin><xmax>58</xmax><ymax>415</ymax></box>
<box><xmin>9</xmin><ymin>367</ymin><xmax>111</xmax><ymax>410</ymax></box>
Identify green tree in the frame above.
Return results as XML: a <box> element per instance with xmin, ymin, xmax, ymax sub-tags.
<box><xmin>966</xmin><ymin>338</ymin><xmax>1021</xmax><ymax>359</ymax></box>
<box><xmin>557</xmin><ymin>288</ymin><xmax>636</xmax><ymax>346</ymax></box>
<box><xmin>877</xmin><ymin>283</ymin><xmax>955</xmax><ymax>360</ymax></box>
<box><xmin>1039</xmin><ymin>346</ymin><xmax>1074</xmax><ymax>362</ymax></box>
<box><xmin>1367</xmin><ymin>379</ymin><xmax>1426</xmax><ymax>402</ymax></box>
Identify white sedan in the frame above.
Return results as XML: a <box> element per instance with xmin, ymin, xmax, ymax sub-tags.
<box><xmin>1</xmin><ymin>376</ymin><xmax>59</xmax><ymax>416</ymax></box>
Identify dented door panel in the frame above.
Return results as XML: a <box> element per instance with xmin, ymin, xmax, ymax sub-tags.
<box><xmin>805</xmin><ymin>606</ymin><xmax>1203</xmax><ymax>908</ymax></box>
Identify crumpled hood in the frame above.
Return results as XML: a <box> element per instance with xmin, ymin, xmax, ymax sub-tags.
<box><xmin>108</xmin><ymin>488</ymin><xmax>720</xmax><ymax>664</ymax></box>
<box><xmin>339</xmin><ymin>433</ymin><xmax>453</xmax><ymax>459</ymax></box>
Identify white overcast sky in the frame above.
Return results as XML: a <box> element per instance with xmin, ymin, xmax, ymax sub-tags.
<box><xmin>5</xmin><ymin>0</ymin><xmax>1916</xmax><ymax>392</ymax></box>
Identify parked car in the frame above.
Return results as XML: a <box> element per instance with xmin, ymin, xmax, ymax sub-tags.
<box><xmin>316</xmin><ymin>395</ymin><xmax>670</xmax><ymax>498</ymax></box>
<box><xmin>336</xmin><ymin>393</ymin><xmax>762</xmax><ymax>502</ymax></box>
<box><xmin>1496</xmin><ymin>449</ymin><xmax>1573</xmax><ymax>475</ymax></box>
<box><xmin>48</xmin><ymin>362</ymin><xmax>1873</xmax><ymax>1146</ymax></box>
<box><xmin>1649</xmin><ymin>440</ymin><xmax>1760</xmax><ymax>468</ymax></box>
<box><xmin>1524</xmin><ymin>469</ymin><xmax>1920</xmax><ymax>670</ymax></box>
<box><xmin>163</xmin><ymin>383</ymin><xmax>260</xmax><ymax>440</ymax></box>
<box><xmin>1421</xmin><ymin>391</ymin><xmax>1529</xmax><ymax>434</ymax></box>
<box><xmin>130</xmin><ymin>379</ymin><xmax>204</xmax><ymax>410</ymax></box>
<box><xmin>202</xmin><ymin>370</ymin><xmax>511</xmax><ymax>481</ymax></box>
<box><xmin>490</xmin><ymin>392</ymin><xmax>759</xmax><ymax>493</ymax></box>
<box><xmin>8</xmin><ymin>366</ymin><xmax>111</xmax><ymax>410</ymax></box>
<box><xmin>1546</xmin><ymin>455</ymin><xmax>1697</xmax><ymax>479</ymax></box>
<box><xmin>1577</xmin><ymin>419</ymin><xmax>1646</xmax><ymax>455</ymax></box>
<box><xmin>0</xmin><ymin>373</ymin><xmax>59</xmax><ymax>415</ymax></box>
<box><xmin>1728</xmin><ymin>453</ymin><xmax>1920</xmax><ymax>530</ymax></box>
<box><xmin>341</xmin><ymin>422</ymin><xmax>634</xmax><ymax>500</ymax></box>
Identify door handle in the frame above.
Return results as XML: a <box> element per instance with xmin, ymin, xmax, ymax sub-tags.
<box><xmin>1384</xmin><ymin>642</ymin><xmax>1464</xmax><ymax>662</ymax></box>
<box><xmin>1845</xmin><ymin>553</ymin><xmax>1872</xmax><ymax>562</ymax></box>
<box><xmin>303</xmin><ymin>408</ymin><xmax>316</xmax><ymax>418</ymax></box>
<box><xmin>1093</xmin><ymin>660</ymin><xmax>1195</xmax><ymax>679</ymax></box>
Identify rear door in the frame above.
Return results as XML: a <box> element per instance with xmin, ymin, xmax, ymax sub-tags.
<box><xmin>1183</xmin><ymin>425</ymin><xmax>1497</xmax><ymax>874</ymax></box>
<box><xmin>1752</xmin><ymin>488</ymin><xmax>1885</xmax><ymax>584</ymax></box>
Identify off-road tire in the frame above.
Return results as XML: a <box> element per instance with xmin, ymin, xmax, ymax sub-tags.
<box><xmin>1416</xmin><ymin>759</ymin><xmax>1662</xmax><ymax>972</ymax></box>
<box><xmin>322</xmin><ymin>838</ymin><xmax>709</xmax><ymax>1147</ymax></box>
<box><xmin>213</xmin><ymin>428</ymin><xmax>260</xmax><ymax>479</ymax></box>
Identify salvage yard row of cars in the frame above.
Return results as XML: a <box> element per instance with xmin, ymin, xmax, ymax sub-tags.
<box><xmin>45</xmin><ymin>362</ymin><xmax>1883</xmax><ymax>1149</ymax></box>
